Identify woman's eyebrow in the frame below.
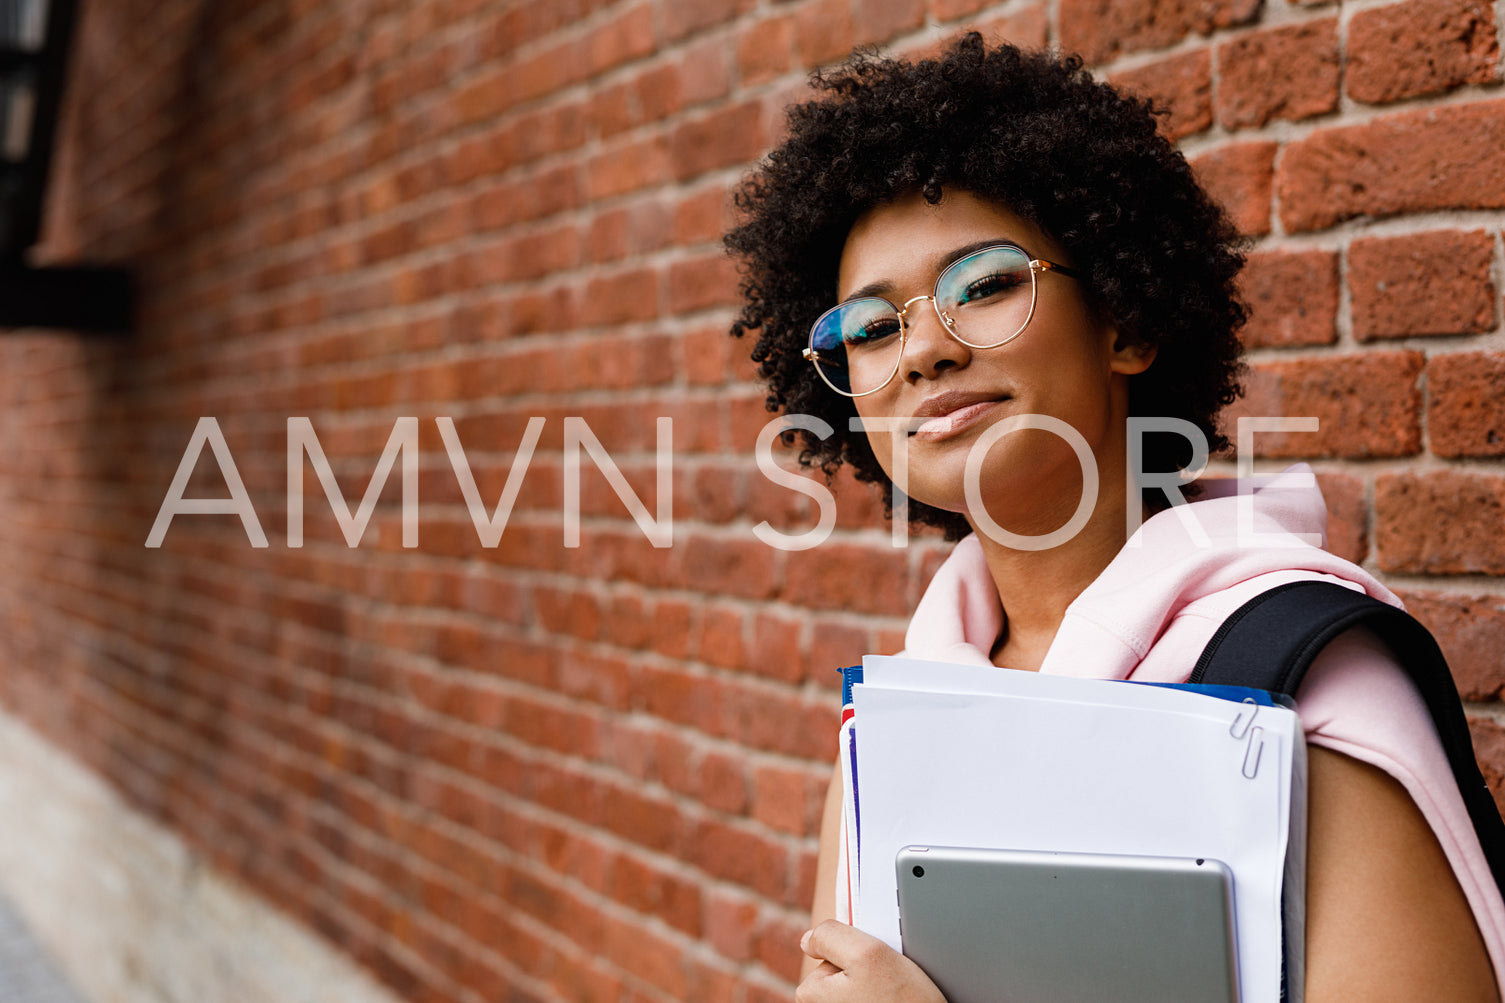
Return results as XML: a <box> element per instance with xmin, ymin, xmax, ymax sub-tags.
<box><xmin>839</xmin><ymin>239</ymin><xmax>1022</xmax><ymax>302</ymax></box>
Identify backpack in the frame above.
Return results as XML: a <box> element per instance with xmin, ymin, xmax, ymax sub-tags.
<box><xmin>1192</xmin><ymin>579</ymin><xmax>1505</xmax><ymax>896</ymax></box>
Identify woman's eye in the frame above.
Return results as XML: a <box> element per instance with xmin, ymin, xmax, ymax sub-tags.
<box><xmin>958</xmin><ymin>270</ymin><xmax>1026</xmax><ymax>304</ymax></box>
<box><xmin>845</xmin><ymin>317</ymin><xmax>901</xmax><ymax>347</ymax></box>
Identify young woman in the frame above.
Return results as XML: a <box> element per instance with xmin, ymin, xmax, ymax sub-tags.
<box><xmin>725</xmin><ymin>35</ymin><xmax>1504</xmax><ymax>1002</ymax></box>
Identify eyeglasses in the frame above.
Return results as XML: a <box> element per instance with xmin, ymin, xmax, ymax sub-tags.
<box><xmin>802</xmin><ymin>242</ymin><xmax>1081</xmax><ymax>398</ymax></box>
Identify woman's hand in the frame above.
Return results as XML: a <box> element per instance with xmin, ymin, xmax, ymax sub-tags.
<box><xmin>795</xmin><ymin>920</ymin><xmax>948</xmax><ymax>1003</ymax></box>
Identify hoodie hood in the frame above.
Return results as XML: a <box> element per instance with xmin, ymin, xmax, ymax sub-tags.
<box><xmin>903</xmin><ymin>465</ymin><xmax>1398</xmax><ymax>681</ymax></box>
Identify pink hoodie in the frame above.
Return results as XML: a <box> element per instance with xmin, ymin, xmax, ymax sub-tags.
<box><xmin>895</xmin><ymin>465</ymin><xmax>1505</xmax><ymax>984</ymax></box>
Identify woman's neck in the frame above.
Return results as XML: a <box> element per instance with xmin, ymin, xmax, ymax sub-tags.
<box><xmin>974</xmin><ymin>481</ymin><xmax>1141</xmax><ymax>672</ymax></box>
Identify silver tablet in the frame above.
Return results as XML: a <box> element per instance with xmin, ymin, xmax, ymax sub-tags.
<box><xmin>896</xmin><ymin>845</ymin><xmax>1240</xmax><ymax>1003</ymax></box>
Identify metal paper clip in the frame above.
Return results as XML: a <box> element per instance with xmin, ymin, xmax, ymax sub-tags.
<box><xmin>1229</xmin><ymin>697</ymin><xmax>1259</xmax><ymax>739</ymax></box>
<box><xmin>1242</xmin><ymin>726</ymin><xmax>1265</xmax><ymax>779</ymax></box>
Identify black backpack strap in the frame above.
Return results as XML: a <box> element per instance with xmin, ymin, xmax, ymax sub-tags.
<box><xmin>1193</xmin><ymin>579</ymin><xmax>1505</xmax><ymax>896</ymax></box>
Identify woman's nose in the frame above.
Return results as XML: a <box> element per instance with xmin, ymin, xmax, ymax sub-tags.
<box><xmin>901</xmin><ymin>300</ymin><xmax>971</xmax><ymax>384</ymax></box>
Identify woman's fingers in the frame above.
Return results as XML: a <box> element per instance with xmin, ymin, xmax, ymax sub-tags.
<box><xmin>802</xmin><ymin>920</ymin><xmax>886</xmax><ymax>969</ymax></box>
<box><xmin>795</xmin><ymin>956</ymin><xmax>849</xmax><ymax>1003</ymax></box>
<box><xmin>796</xmin><ymin>921</ymin><xmax>948</xmax><ymax>1003</ymax></box>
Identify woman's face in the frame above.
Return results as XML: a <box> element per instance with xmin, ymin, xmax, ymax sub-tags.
<box><xmin>838</xmin><ymin>190</ymin><xmax>1153</xmax><ymax>538</ymax></box>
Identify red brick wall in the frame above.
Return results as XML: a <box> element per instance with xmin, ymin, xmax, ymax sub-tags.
<box><xmin>2</xmin><ymin>0</ymin><xmax>1503</xmax><ymax>1000</ymax></box>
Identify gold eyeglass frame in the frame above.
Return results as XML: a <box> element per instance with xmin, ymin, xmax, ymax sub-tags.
<box><xmin>802</xmin><ymin>242</ymin><xmax>1081</xmax><ymax>398</ymax></box>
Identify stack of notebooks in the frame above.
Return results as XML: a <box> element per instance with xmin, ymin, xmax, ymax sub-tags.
<box><xmin>837</xmin><ymin>655</ymin><xmax>1307</xmax><ymax>1003</ymax></box>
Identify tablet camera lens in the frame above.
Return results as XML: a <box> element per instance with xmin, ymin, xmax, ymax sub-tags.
<box><xmin>912</xmin><ymin>865</ymin><xmax>925</xmax><ymax>878</ymax></box>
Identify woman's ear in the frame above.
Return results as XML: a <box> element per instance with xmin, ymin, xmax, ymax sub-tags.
<box><xmin>1108</xmin><ymin>333</ymin><xmax>1157</xmax><ymax>375</ymax></box>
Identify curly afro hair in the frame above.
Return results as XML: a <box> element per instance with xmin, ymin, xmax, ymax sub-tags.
<box><xmin>724</xmin><ymin>33</ymin><xmax>1247</xmax><ymax>540</ymax></box>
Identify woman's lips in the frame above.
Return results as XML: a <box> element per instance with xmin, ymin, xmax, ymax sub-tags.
<box><xmin>909</xmin><ymin>399</ymin><xmax>1004</xmax><ymax>441</ymax></box>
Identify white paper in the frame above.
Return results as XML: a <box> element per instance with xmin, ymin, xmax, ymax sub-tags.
<box><xmin>852</xmin><ymin>655</ymin><xmax>1299</xmax><ymax>1003</ymax></box>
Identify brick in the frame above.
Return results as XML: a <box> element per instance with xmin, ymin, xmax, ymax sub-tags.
<box><xmin>740</xmin><ymin>439</ymin><xmax>824</xmax><ymax>536</ymax></box>
<box><xmin>680</xmin><ymin>534</ymin><xmax>779</xmax><ymax>599</ymax></box>
<box><xmin>1228</xmin><ymin>351</ymin><xmax>1423</xmax><ymax>458</ymax></box>
<box><xmin>585</xmin><ymin>135</ymin><xmax>672</xmax><ymax>201</ymax></box>
<box><xmin>511</xmin><ymin>37</ymin><xmax>586</xmax><ymax>106</ymax></box>
<box><xmin>1278</xmin><ymin>99</ymin><xmax>1505</xmax><ymax>232</ymax></box>
<box><xmin>586</xmin><ymin>206</ymin><xmax>631</xmax><ymax>262</ymax></box>
<box><xmin>904</xmin><ymin>4</ymin><xmax>1049</xmax><ymax>57</ymax></box>
<box><xmin>640</xmin><ymin>664</ymin><xmax>723</xmax><ymax>732</ymax></box>
<box><xmin>1348</xmin><ymin>229</ymin><xmax>1495</xmax><ymax>340</ymax></box>
<box><xmin>510</xmin><ymin>698</ymin><xmax>603</xmax><ymax>759</ymax></box>
<box><xmin>686</xmin><ymin>818</ymin><xmax>790</xmax><ymax>899</ymax></box>
<box><xmin>874</xmin><ymin>625</ymin><xmax>909</xmax><ymax>659</ymax></box>
<box><xmin>1315</xmin><ymin>471</ymin><xmax>1367</xmax><ymax>565</ymax></box>
<box><xmin>681</xmin><ymin>324</ymin><xmax>739</xmax><ymax>386</ymax></box>
<box><xmin>674</xmin><ymin>183</ymin><xmax>734</xmax><ymax>244</ymax></box>
<box><xmin>736</xmin><ymin>15</ymin><xmax>795</xmax><ymax>87</ymax></box>
<box><xmin>486</xmin><ymin>223</ymin><xmax>582</xmax><ymax>284</ymax></box>
<box><xmin>499</xmin><ymin>283</ymin><xmax>580</xmax><ymax>337</ymax></box>
<box><xmin>473</xmin><ymin>165</ymin><xmax>581</xmax><ymax>230</ymax></box>
<box><xmin>853</xmin><ymin>0</ymin><xmax>926</xmax><ymax>47</ymax></box>
<box><xmin>668</xmin><ymin>252</ymin><xmax>740</xmax><ymax>313</ymax></box>
<box><xmin>450</xmin><ymin>64</ymin><xmax>513</xmax><ymax>126</ymax></box>
<box><xmin>544</xmin><ymin>955</ymin><xmax>623</xmax><ymax>1003</ymax></box>
<box><xmin>636</xmin><ymin>62</ymin><xmax>685</xmax><ymax>122</ymax></box>
<box><xmin>587</xmin><ymin>63</ymin><xmax>689</xmax><ymax>140</ymax></box>
<box><xmin>584</xmin><ymin>80</ymin><xmax>635</xmax><ymax>139</ymax></box>
<box><xmin>754</xmin><ymin>912</ymin><xmax>809</xmax><ymax>984</ymax></box>
<box><xmin>569</xmin><ymin>458</ymin><xmax>669</xmax><ymax>519</ymax></box>
<box><xmin>1109</xmin><ymin>50</ymin><xmax>1212</xmax><ymax>141</ymax></box>
<box><xmin>1428</xmin><ymin>352</ymin><xmax>1505</xmax><ymax>458</ymax></box>
<box><xmin>752</xmin><ymin>763</ymin><xmax>823</xmax><ymax>835</ymax></box>
<box><xmin>781</xmin><ymin>543</ymin><xmax>913</xmax><ymax>616</ymax></box>
<box><xmin>720</xmin><ymin>684</ymin><xmax>839</xmax><ymax>761</ymax></box>
<box><xmin>703</xmin><ymin>888</ymin><xmax>760</xmax><ymax>961</ymax></box>
<box><xmin>1348</xmin><ymin>0</ymin><xmax>1500</xmax><ymax>104</ymax></box>
<box><xmin>482</xmin><ymin>3</ymin><xmax>572</xmax><ymax>57</ymax></box>
<box><xmin>1216</xmin><ymin>18</ymin><xmax>1339</xmax><ymax>129</ymax></box>
<box><xmin>698</xmin><ymin>604</ymin><xmax>747</xmax><ymax>670</ymax></box>
<box><xmin>749</xmin><ymin>975</ymin><xmax>806</xmax><ymax>999</ymax></box>
<box><xmin>1238</xmin><ymin>249</ymin><xmax>1338</xmax><ymax>348</ymax></box>
<box><xmin>794</xmin><ymin>0</ymin><xmax>858</xmax><ymax>67</ymax></box>
<box><xmin>1189</xmin><ymin>141</ymin><xmax>1276</xmax><ymax>237</ymax></box>
<box><xmin>1058</xmin><ymin>0</ymin><xmax>1260</xmax><ymax>64</ymax></box>
<box><xmin>971</xmin><ymin>3</ymin><xmax>1050</xmax><ymax>49</ymax></box>
<box><xmin>673</xmin><ymin>462</ymin><xmax>743</xmax><ymax>526</ymax></box>
<box><xmin>685</xmin><ymin>960</ymin><xmax>743</xmax><ymax>1003</ymax></box>
<box><xmin>651</xmin><ymin>599</ymin><xmax>694</xmax><ymax>660</ymax></box>
<box><xmin>733</xmin><ymin>611</ymin><xmax>805</xmax><ymax>686</ymax></box>
<box><xmin>500</xmin><ymin>101</ymin><xmax>588</xmax><ymax>166</ymax></box>
<box><xmin>603</xmin><ymin>719</ymin><xmax>657</xmax><ymax>783</ymax></box>
<box><xmin>555</xmin><ymin>647</ymin><xmax>635</xmax><ymax>711</ymax></box>
<box><xmin>790</xmin><ymin>843</ymin><xmax>823</xmax><ymax>909</ymax></box>
<box><xmin>600</xmin><ymin>782</ymin><xmax>685</xmax><ymax>855</ymax></box>
<box><xmin>587</xmin><ymin>199</ymin><xmax>673</xmax><ymax>265</ymax></box>
<box><xmin>831</xmin><ymin>464</ymin><xmax>889</xmax><ymax>531</ymax></box>
<box><xmin>651</xmin><ymin>732</ymin><xmax>701</xmax><ymax>801</ymax></box>
<box><xmin>1375</xmin><ymin>470</ymin><xmax>1505</xmax><ymax>574</ymax></box>
<box><xmin>607</xmin><ymin>855</ymin><xmax>704</xmax><ymax>936</ymax></box>
<box><xmin>680</xmin><ymin>35</ymin><xmax>734</xmax><ymax>106</ymax></box>
<box><xmin>602</xmin><ymin>913</ymin><xmax>689</xmax><ymax>998</ymax></box>
<box><xmin>1398</xmin><ymin>589</ymin><xmax>1505</xmax><ymax>700</ymax></box>
<box><xmin>671</xmin><ymin>100</ymin><xmax>767</xmax><ymax>182</ymax></box>
<box><xmin>586</xmin><ymin>2</ymin><xmax>657</xmax><ymax>76</ymax></box>
<box><xmin>578</xmin><ymin>267</ymin><xmax>660</xmax><ymax>327</ymax></box>
<box><xmin>930</xmin><ymin>0</ymin><xmax>993</xmax><ymax>21</ymax></box>
<box><xmin>700</xmin><ymin>750</ymin><xmax>751</xmax><ymax>814</ymax></box>
<box><xmin>664</xmin><ymin>0</ymin><xmax>752</xmax><ymax>43</ymax></box>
